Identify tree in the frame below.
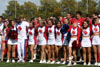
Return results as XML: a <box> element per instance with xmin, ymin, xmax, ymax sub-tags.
<box><xmin>2</xmin><ymin>0</ymin><xmax>20</xmax><ymax>20</ymax></box>
<box><xmin>60</xmin><ymin>0</ymin><xmax>78</xmax><ymax>16</ymax></box>
<box><xmin>2</xmin><ymin>0</ymin><xmax>38</xmax><ymax>20</ymax></box>
<box><xmin>38</xmin><ymin>0</ymin><xmax>61</xmax><ymax>18</ymax></box>
<box><xmin>78</xmin><ymin>0</ymin><xmax>97</xmax><ymax>16</ymax></box>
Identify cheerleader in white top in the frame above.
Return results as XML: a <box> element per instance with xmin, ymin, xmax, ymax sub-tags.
<box><xmin>55</xmin><ymin>21</ymin><xmax>63</xmax><ymax>64</ymax></box>
<box><xmin>37</xmin><ymin>20</ymin><xmax>47</xmax><ymax>63</ymax></box>
<box><xmin>67</xmin><ymin>20</ymin><xmax>81</xmax><ymax>66</ymax></box>
<box><xmin>47</xmin><ymin>19</ymin><xmax>56</xmax><ymax>64</ymax></box>
<box><xmin>92</xmin><ymin>18</ymin><xmax>100</xmax><ymax>66</ymax></box>
<box><xmin>81</xmin><ymin>20</ymin><xmax>92</xmax><ymax>65</ymax></box>
<box><xmin>1</xmin><ymin>20</ymin><xmax>9</xmax><ymax>62</ymax></box>
<box><xmin>28</xmin><ymin>22</ymin><xmax>37</xmax><ymax>63</ymax></box>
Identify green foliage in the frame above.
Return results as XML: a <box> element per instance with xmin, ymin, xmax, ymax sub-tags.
<box><xmin>2</xmin><ymin>0</ymin><xmax>98</xmax><ymax>19</ymax></box>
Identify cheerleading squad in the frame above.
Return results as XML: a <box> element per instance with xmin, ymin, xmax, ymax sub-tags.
<box><xmin>0</xmin><ymin>11</ymin><xmax>100</xmax><ymax>66</ymax></box>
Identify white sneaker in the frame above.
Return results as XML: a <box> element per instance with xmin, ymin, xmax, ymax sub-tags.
<box><xmin>47</xmin><ymin>60</ymin><xmax>51</xmax><ymax>64</ymax></box>
<box><xmin>62</xmin><ymin>61</ymin><xmax>66</xmax><ymax>64</ymax></box>
<box><xmin>98</xmin><ymin>63</ymin><xmax>100</xmax><ymax>66</ymax></box>
<box><xmin>88</xmin><ymin>62</ymin><xmax>91</xmax><ymax>66</ymax></box>
<box><xmin>67</xmin><ymin>62</ymin><xmax>72</xmax><ymax>66</ymax></box>
<box><xmin>56</xmin><ymin>61</ymin><xmax>61</xmax><ymax>64</ymax></box>
<box><xmin>12</xmin><ymin>60</ymin><xmax>15</xmax><ymax>63</ymax></box>
<box><xmin>73</xmin><ymin>62</ymin><xmax>77</xmax><ymax>65</ymax></box>
<box><xmin>6</xmin><ymin>60</ymin><xmax>10</xmax><ymax>63</ymax></box>
<box><xmin>39</xmin><ymin>60</ymin><xmax>43</xmax><ymax>63</ymax></box>
<box><xmin>43</xmin><ymin>60</ymin><xmax>46</xmax><ymax>63</ymax></box>
<box><xmin>22</xmin><ymin>60</ymin><xmax>25</xmax><ymax>63</ymax></box>
<box><xmin>51</xmin><ymin>61</ymin><xmax>55</xmax><ymax>64</ymax></box>
<box><xmin>94</xmin><ymin>62</ymin><xmax>98</xmax><ymax>66</ymax></box>
<box><xmin>17</xmin><ymin>59</ymin><xmax>22</xmax><ymax>63</ymax></box>
<box><xmin>29</xmin><ymin>60</ymin><xmax>33</xmax><ymax>63</ymax></box>
<box><xmin>83</xmin><ymin>63</ymin><xmax>86</xmax><ymax>65</ymax></box>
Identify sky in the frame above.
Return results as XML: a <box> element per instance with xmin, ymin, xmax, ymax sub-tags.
<box><xmin>0</xmin><ymin>0</ymin><xmax>98</xmax><ymax>15</ymax></box>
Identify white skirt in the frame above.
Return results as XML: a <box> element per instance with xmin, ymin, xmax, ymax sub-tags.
<box><xmin>81</xmin><ymin>37</ymin><xmax>91</xmax><ymax>47</ymax></box>
<box><xmin>28</xmin><ymin>40</ymin><xmax>35</xmax><ymax>45</ymax></box>
<box><xmin>69</xmin><ymin>38</ymin><xmax>77</xmax><ymax>47</ymax></box>
<box><xmin>8</xmin><ymin>38</ymin><xmax>17</xmax><ymax>45</ymax></box>
<box><xmin>38</xmin><ymin>37</ymin><xmax>46</xmax><ymax>45</ymax></box>
<box><xmin>55</xmin><ymin>39</ymin><xmax>62</xmax><ymax>46</ymax></box>
<box><xmin>48</xmin><ymin>38</ymin><xmax>55</xmax><ymax>45</ymax></box>
<box><xmin>92</xmin><ymin>36</ymin><xmax>100</xmax><ymax>45</ymax></box>
<box><xmin>63</xmin><ymin>36</ymin><xmax>68</xmax><ymax>46</ymax></box>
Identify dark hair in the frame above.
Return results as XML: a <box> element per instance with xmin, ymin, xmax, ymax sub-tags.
<box><xmin>93</xmin><ymin>12</ymin><xmax>98</xmax><ymax>16</ymax></box>
<box><xmin>29</xmin><ymin>21</ymin><xmax>35</xmax><ymax>28</ymax></box>
<box><xmin>86</xmin><ymin>14</ymin><xmax>92</xmax><ymax>18</ymax></box>
<box><xmin>48</xmin><ymin>19</ymin><xmax>55</xmax><ymax>25</ymax></box>
<box><xmin>76</xmin><ymin>11</ymin><xmax>82</xmax><ymax>16</ymax></box>
<box><xmin>55</xmin><ymin>20</ymin><xmax>62</xmax><ymax>26</ymax></box>
<box><xmin>92</xmin><ymin>18</ymin><xmax>97</xmax><ymax>25</ymax></box>
<box><xmin>82</xmin><ymin>20</ymin><xmax>89</xmax><ymax>29</ymax></box>
<box><xmin>0</xmin><ymin>16</ymin><xmax>3</xmax><ymax>19</ymax></box>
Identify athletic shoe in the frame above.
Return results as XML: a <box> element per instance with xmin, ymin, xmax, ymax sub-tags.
<box><xmin>88</xmin><ymin>62</ymin><xmax>91</xmax><ymax>66</ymax></box>
<box><xmin>47</xmin><ymin>60</ymin><xmax>51</xmax><ymax>64</ymax></box>
<box><xmin>29</xmin><ymin>60</ymin><xmax>33</xmax><ymax>63</ymax></box>
<box><xmin>51</xmin><ymin>61</ymin><xmax>55</xmax><ymax>64</ymax></box>
<box><xmin>39</xmin><ymin>60</ymin><xmax>43</xmax><ymax>63</ymax></box>
<box><xmin>62</xmin><ymin>61</ymin><xmax>66</xmax><ymax>64</ymax></box>
<box><xmin>6</xmin><ymin>60</ymin><xmax>10</xmax><ymax>63</ymax></box>
<box><xmin>73</xmin><ymin>62</ymin><xmax>77</xmax><ymax>65</ymax></box>
<box><xmin>43</xmin><ymin>60</ymin><xmax>46</xmax><ymax>63</ymax></box>
<box><xmin>22</xmin><ymin>60</ymin><xmax>25</xmax><ymax>63</ymax></box>
<box><xmin>94</xmin><ymin>62</ymin><xmax>98</xmax><ymax>66</ymax></box>
<box><xmin>83</xmin><ymin>63</ymin><xmax>86</xmax><ymax>65</ymax></box>
<box><xmin>17</xmin><ymin>59</ymin><xmax>22</xmax><ymax>63</ymax></box>
<box><xmin>56</xmin><ymin>61</ymin><xmax>61</xmax><ymax>64</ymax></box>
<box><xmin>67</xmin><ymin>62</ymin><xmax>72</xmax><ymax>66</ymax></box>
<box><xmin>12</xmin><ymin>59</ymin><xmax>15</xmax><ymax>63</ymax></box>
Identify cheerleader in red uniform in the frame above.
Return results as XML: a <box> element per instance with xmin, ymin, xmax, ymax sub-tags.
<box><xmin>6</xmin><ymin>20</ymin><xmax>18</xmax><ymax>63</ymax></box>
<box><xmin>81</xmin><ymin>20</ymin><xmax>92</xmax><ymax>65</ymax></box>
<box><xmin>1</xmin><ymin>20</ymin><xmax>9</xmax><ymax>62</ymax></box>
<box><xmin>67</xmin><ymin>20</ymin><xmax>81</xmax><ymax>66</ymax></box>
<box><xmin>92</xmin><ymin>18</ymin><xmax>100</xmax><ymax>66</ymax></box>
<box><xmin>47</xmin><ymin>19</ymin><xmax>55</xmax><ymax>64</ymax></box>
<box><xmin>55</xmin><ymin>20</ymin><xmax>63</xmax><ymax>64</ymax></box>
<box><xmin>37</xmin><ymin>20</ymin><xmax>47</xmax><ymax>63</ymax></box>
<box><xmin>28</xmin><ymin>22</ymin><xmax>37</xmax><ymax>63</ymax></box>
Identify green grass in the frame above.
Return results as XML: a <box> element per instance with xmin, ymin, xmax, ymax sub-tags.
<box><xmin>0</xmin><ymin>62</ymin><xmax>99</xmax><ymax>67</ymax></box>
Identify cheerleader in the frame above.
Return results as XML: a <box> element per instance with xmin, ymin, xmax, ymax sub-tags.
<box><xmin>60</xmin><ymin>18</ymin><xmax>70</xmax><ymax>64</ymax></box>
<box><xmin>28</xmin><ymin>22</ymin><xmax>37</xmax><ymax>63</ymax></box>
<box><xmin>92</xmin><ymin>18</ymin><xmax>100</xmax><ymax>66</ymax></box>
<box><xmin>67</xmin><ymin>20</ymin><xmax>81</xmax><ymax>66</ymax></box>
<box><xmin>37</xmin><ymin>20</ymin><xmax>47</xmax><ymax>63</ymax></box>
<box><xmin>47</xmin><ymin>19</ymin><xmax>55</xmax><ymax>64</ymax></box>
<box><xmin>55</xmin><ymin>20</ymin><xmax>63</xmax><ymax>64</ymax></box>
<box><xmin>81</xmin><ymin>20</ymin><xmax>92</xmax><ymax>65</ymax></box>
<box><xmin>1</xmin><ymin>20</ymin><xmax>9</xmax><ymax>62</ymax></box>
<box><xmin>6</xmin><ymin>20</ymin><xmax>18</xmax><ymax>63</ymax></box>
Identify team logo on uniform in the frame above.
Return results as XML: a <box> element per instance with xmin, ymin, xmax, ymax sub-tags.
<box><xmin>94</xmin><ymin>28</ymin><xmax>98</xmax><ymax>32</ymax></box>
<box><xmin>39</xmin><ymin>29</ymin><xmax>42</xmax><ymax>33</ymax></box>
<box><xmin>29</xmin><ymin>31</ymin><xmax>32</xmax><ymax>35</ymax></box>
<box><xmin>72</xmin><ymin>31</ymin><xmax>75</xmax><ymax>34</ymax></box>
<box><xmin>57</xmin><ymin>31</ymin><xmax>60</xmax><ymax>35</ymax></box>
<box><xmin>18</xmin><ymin>26</ymin><xmax>22</xmax><ymax>31</ymax></box>
<box><xmin>49</xmin><ymin>29</ymin><xmax>52</xmax><ymax>33</ymax></box>
<box><xmin>83</xmin><ymin>30</ymin><xmax>87</xmax><ymax>35</ymax></box>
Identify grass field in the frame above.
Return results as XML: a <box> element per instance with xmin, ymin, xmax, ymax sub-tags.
<box><xmin>0</xmin><ymin>62</ymin><xmax>99</xmax><ymax>67</ymax></box>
